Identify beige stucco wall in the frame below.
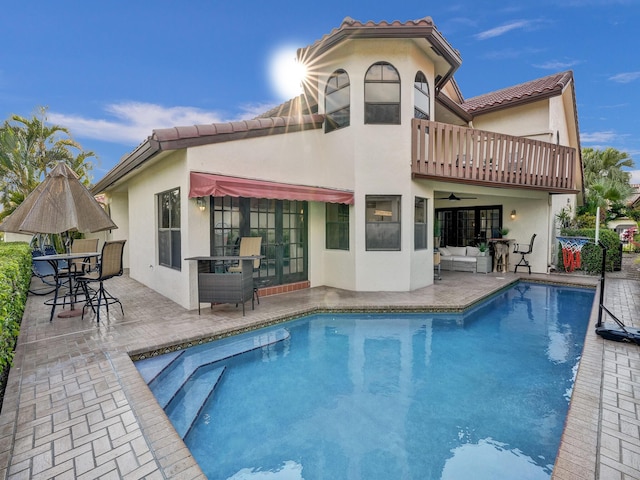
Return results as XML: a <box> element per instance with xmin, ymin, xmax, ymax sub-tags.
<box><xmin>472</xmin><ymin>100</ymin><xmax>553</xmax><ymax>143</ymax></box>
<box><xmin>183</xmin><ymin>38</ymin><xmax>440</xmax><ymax>293</ymax></box>
<box><xmin>119</xmin><ymin>152</ymin><xmax>195</xmax><ymax>308</ymax></box>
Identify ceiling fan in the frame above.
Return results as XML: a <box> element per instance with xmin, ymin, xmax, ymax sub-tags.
<box><xmin>436</xmin><ymin>193</ymin><xmax>477</xmax><ymax>201</ymax></box>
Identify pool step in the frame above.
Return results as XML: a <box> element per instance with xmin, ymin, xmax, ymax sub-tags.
<box><xmin>165</xmin><ymin>366</ymin><xmax>226</xmax><ymax>439</ymax></box>
<box><xmin>145</xmin><ymin>328</ymin><xmax>290</xmax><ymax>409</ymax></box>
<box><xmin>136</xmin><ymin>351</ymin><xmax>184</xmax><ymax>384</ymax></box>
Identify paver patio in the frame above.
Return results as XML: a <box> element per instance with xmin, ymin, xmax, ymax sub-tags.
<box><xmin>0</xmin><ymin>263</ymin><xmax>638</xmax><ymax>479</ymax></box>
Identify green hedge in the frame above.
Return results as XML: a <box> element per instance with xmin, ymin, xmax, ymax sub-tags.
<box><xmin>558</xmin><ymin>228</ymin><xmax>620</xmax><ymax>273</ymax></box>
<box><xmin>0</xmin><ymin>242</ymin><xmax>31</xmax><ymax>369</ymax></box>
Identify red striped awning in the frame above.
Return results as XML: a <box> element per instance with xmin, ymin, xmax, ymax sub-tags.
<box><xmin>188</xmin><ymin>172</ymin><xmax>354</xmax><ymax>204</ymax></box>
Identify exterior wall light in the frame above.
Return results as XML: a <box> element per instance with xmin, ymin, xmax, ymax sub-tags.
<box><xmin>196</xmin><ymin>197</ymin><xmax>207</xmax><ymax>211</ymax></box>
<box><xmin>510</xmin><ymin>209</ymin><xmax>516</xmax><ymax>220</ymax></box>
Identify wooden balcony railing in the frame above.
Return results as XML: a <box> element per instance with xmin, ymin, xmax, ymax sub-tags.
<box><xmin>411</xmin><ymin>119</ymin><xmax>578</xmax><ymax>192</ymax></box>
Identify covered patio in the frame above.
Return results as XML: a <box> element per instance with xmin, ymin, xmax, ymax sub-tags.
<box><xmin>0</xmin><ymin>266</ymin><xmax>635</xmax><ymax>479</ymax></box>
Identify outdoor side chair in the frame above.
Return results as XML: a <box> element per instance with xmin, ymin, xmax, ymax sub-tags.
<box><xmin>77</xmin><ymin>240</ymin><xmax>126</xmax><ymax>322</ymax></box>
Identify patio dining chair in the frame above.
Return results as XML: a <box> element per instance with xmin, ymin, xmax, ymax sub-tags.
<box><xmin>76</xmin><ymin>240</ymin><xmax>126</xmax><ymax>322</ymax></box>
<box><xmin>513</xmin><ymin>234</ymin><xmax>536</xmax><ymax>274</ymax></box>
<box><xmin>59</xmin><ymin>238</ymin><xmax>100</xmax><ymax>277</ymax></box>
<box><xmin>227</xmin><ymin>236</ymin><xmax>262</xmax><ymax>304</ymax></box>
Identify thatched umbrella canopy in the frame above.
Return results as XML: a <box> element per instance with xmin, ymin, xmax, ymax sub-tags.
<box><xmin>0</xmin><ymin>162</ymin><xmax>117</xmax><ymax>235</ymax></box>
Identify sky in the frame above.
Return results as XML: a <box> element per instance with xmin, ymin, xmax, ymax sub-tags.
<box><xmin>1</xmin><ymin>0</ymin><xmax>639</xmax><ymax>183</ymax></box>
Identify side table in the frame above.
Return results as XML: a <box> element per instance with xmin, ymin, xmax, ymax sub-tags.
<box><xmin>476</xmin><ymin>255</ymin><xmax>492</xmax><ymax>274</ymax></box>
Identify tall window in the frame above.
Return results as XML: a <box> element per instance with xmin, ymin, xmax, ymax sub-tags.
<box><xmin>364</xmin><ymin>62</ymin><xmax>400</xmax><ymax>124</ymax></box>
<box><xmin>158</xmin><ymin>188</ymin><xmax>181</xmax><ymax>270</ymax></box>
<box><xmin>414</xmin><ymin>71</ymin><xmax>430</xmax><ymax>119</ymax></box>
<box><xmin>326</xmin><ymin>203</ymin><xmax>349</xmax><ymax>250</ymax></box>
<box><xmin>414</xmin><ymin>197</ymin><xmax>428</xmax><ymax>250</ymax></box>
<box><xmin>366</xmin><ymin>195</ymin><xmax>401</xmax><ymax>251</ymax></box>
<box><xmin>325</xmin><ymin>69</ymin><xmax>350</xmax><ymax>133</ymax></box>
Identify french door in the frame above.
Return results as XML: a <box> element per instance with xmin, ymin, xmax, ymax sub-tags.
<box><xmin>436</xmin><ymin>206</ymin><xmax>502</xmax><ymax>247</ymax></box>
<box><xmin>211</xmin><ymin>196</ymin><xmax>308</xmax><ymax>286</ymax></box>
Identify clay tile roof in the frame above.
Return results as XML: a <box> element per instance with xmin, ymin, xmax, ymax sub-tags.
<box><xmin>150</xmin><ymin>114</ymin><xmax>325</xmax><ymax>147</ymax></box>
<box><xmin>301</xmin><ymin>16</ymin><xmax>461</xmax><ymax>78</ymax></box>
<box><xmin>460</xmin><ymin>71</ymin><xmax>574</xmax><ymax>115</ymax></box>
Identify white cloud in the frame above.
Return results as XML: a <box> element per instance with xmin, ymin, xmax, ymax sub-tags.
<box><xmin>580</xmin><ymin>130</ymin><xmax>618</xmax><ymax>143</ymax></box>
<box><xmin>475</xmin><ymin>20</ymin><xmax>531</xmax><ymax>40</ymax></box>
<box><xmin>608</xmin><ymin>72</ymin><xmax>640</xmax><ymax>84</ymax></box>
<box><xmin>628</xmin><ymin>170</ymin><xmax>640</xmax><ymax>184</ymax></box>
<box><xmin>534</xmin><ymin>60</ymin><xmax>581</xmax><ymax>70</ymax></box>
<box><xmin>48</xmin><ymin>102</ymin><xmax>228</xmax><ymax>145</ymax></box>
<box><xmin>237</xmin><ymin>102</ymin><xmax>280</xmax><ymax>120</ymax></box>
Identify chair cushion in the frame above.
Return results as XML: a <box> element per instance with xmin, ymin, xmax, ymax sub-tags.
<box><xmin>439</xmin><ymin>247</ymin><xmax>451</xmax><ymax>256</ymax></box>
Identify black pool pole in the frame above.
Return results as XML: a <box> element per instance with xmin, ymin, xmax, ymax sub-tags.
<box><xmin>597</xmin><ymin>240</ymin><xmax>606</xmax><ymax>328</ymax></box>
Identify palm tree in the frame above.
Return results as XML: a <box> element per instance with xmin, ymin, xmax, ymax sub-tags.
<box><xmin>580</xmin><ymin>147</ymin><xmax>634</xmax><ymax>220</ymax></box>
<box><xmin>0</xmin><ymin>107</ymin><xmax>96</xmax><ymax>220</ymax></box>
<box><xmin>582</xmin><ymin>147</ymin><xmax>634</xmax><ymax>187</ymax></box>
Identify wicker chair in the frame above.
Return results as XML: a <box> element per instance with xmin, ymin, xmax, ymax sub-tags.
<box><xmin>77</xmin><ymin>240</ymin><xmax>126</xmax><ymax>322</ymax></box>
<box><xmin>227</xmin><ymin>236</ymin><xmax>262</xmax><ymax>303</ymax></box>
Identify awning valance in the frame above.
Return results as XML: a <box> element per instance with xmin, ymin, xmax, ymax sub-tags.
<box><xmin>188</xmin><ymin>172</ymin><xmax>354</xmax><ymax>204</ymax></box>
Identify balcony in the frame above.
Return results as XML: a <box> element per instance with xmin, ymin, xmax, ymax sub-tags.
<box><xmin>411</xmin><ymin>119</ymin><xmax>578</xmax><ymax>193</ymax></box>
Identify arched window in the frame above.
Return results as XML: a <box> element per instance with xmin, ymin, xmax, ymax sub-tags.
<box><xmin>414</xmin><ymin>71</ymin><xmax>430</xmax><ymax>120</ymax></box>
<box><xmin>364</xmin><ymin>62</ymin><xmax>400</xmax><ymax>124</ymax></box>
<box><xmin>325</xmin><ymin>69</ymin><xmax>350</xmax><ymax>133</ymax></box>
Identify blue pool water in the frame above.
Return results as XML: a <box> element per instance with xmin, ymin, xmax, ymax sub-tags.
<box><xmin>136</xmin><ymin>282</ymin><xmax>594</xmax><ymax>480</ymax></box>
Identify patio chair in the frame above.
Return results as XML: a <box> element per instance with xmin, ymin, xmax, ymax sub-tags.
<box><xmin>59</xmin><ymin>238</ymin><xmax>100</xmax><ymax>277</ymax></box>
<box><xmin>29</xmin><ymin>248</ymin><xmax>58</xmax><ymax>295</ymax></box>
<box><xmin>227</xmin><ymin>236</ymin><xmax>262</xmax><ymax>304</ymax></box>
<box><xmin>513</xmin><ymin>234</ymin><xmax>536</xmax><ymax>274</ymax></box>
<box><xmin>76</xmin><ymin>240</ymin><xmax>126</xmax><ymax>322</ymax></box>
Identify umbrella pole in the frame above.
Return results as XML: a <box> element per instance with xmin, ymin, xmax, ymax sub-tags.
<box><xmin>63</xmin><ymin>231</ymin><xmax>71</xmax><ymax>254</ymax></box>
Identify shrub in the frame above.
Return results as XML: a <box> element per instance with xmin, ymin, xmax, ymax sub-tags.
<box><xmin>0</xmin><ymin>242</ymin><xmax>31</xmax><ymax>370</ymax></box>
<box><xmin>559</xmin><ymin>228</ymin><xmax>620</xmax><ymax>273</ymax></box>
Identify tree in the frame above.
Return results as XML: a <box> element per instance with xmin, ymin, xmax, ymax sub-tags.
<box><xmin>0</xmin><ymin>107</ymin><xmax>96</xmax><ymax>221</ymax></box>
<box><xmin>582</xmin><ymin>147</ymin><xmax>634</xmax><ymax>186</ymax></box>
<box><xmin>579</xmin><ymin>147</ymin><xmax>634</xmax><ymax>219</ymax></box>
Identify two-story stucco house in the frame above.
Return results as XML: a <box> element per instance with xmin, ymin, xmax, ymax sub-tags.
<box><xmin>90</xmin><ymin>16</ymin><xmax>583</xmax><ymax>311</ymax></box>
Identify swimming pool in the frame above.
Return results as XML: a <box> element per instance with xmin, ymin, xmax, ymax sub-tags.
<box><xmin>136</xmin><ymin>282</ymin><xmax>594</xmax><ymax>479</ymax></box>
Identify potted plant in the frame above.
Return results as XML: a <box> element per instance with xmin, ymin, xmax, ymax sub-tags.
<box><xmin>434</xmin><ymin>218</ymin><xmax>442</xmax><ymax>248</ymax></box>
<box><xmin>477</xmin><ymin>242</ymin><xmax>488</xmax><ymax>256</ymax></box>
<box><xmin>499</xmin><ymin>227</ymin><xmax>510</xmax><ymax>238</ymax></box>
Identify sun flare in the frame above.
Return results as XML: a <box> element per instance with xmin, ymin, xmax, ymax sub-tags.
<box><xmin>269</xmin><ymin>45</ymin><xmax>308</xmax><ymax>100</ymax></box>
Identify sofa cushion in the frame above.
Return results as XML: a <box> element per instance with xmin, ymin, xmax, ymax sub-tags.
<box><xmin>466</xmin><ymin>246</ymin><xmax>480</xmax><ymax>257</ymax></box>
<box><xmin>454</xmin><ymin>256</ymin><xmax>476</xmax><ymax>263</ymax></box>
<box><xmin>447</xmin><ymin>246</ymin><xmax>467</xmax><ymax>256</ymax></box>
<box><xmin>439</xmin><ymin>247</ymin><xmax>452</xmax><ymax>256</ymax></box>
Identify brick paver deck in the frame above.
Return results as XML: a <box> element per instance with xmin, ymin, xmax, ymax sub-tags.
<box><xmin>0</xmin><ymin>261</ymin><xmax>638</xmax><ymax>479</ymax></box>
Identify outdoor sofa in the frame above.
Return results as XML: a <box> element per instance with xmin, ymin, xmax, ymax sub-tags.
<box><xmin>438</xmin><ymin>246</ymin><xmax>486</xmax><ymax>273</ymax></box>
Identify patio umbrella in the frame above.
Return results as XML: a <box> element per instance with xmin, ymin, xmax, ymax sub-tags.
<box><xmin>0</xmin><ymin>162</ymin><xmax>117</xmax><ymax>235</ymax></box>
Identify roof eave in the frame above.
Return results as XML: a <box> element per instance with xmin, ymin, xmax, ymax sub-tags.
<box><xmin>435</xmin><ymin>92</ymin><xmax>472</xmax><ymax>123</ymax></box>
<box><xmin>301</xmin><ymin>18</ymin><xmax>462</xmax><ymax>89</ymax></box>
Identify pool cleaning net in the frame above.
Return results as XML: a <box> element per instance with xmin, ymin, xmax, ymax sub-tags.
<box><xmin>557</xmin><ymin>236</ymin><xmax>591</xmax><ymax>272</ymax></box>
